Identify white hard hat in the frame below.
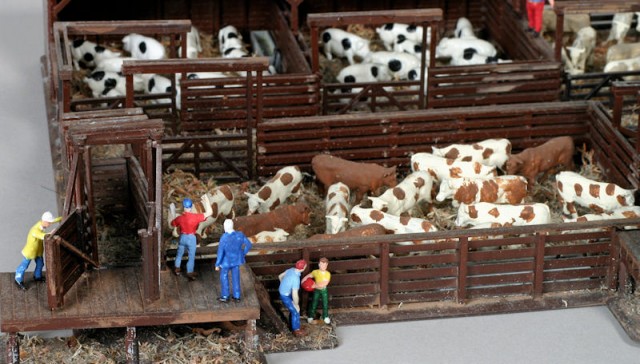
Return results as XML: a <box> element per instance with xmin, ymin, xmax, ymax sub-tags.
<box><xmin>41</xmin><ymin>211</ymin><xmax>55</xmax><ymax>223</ymax></box>
<box><xmin>223</xmin><ymin>219</ymin><xmax>234</xmax><ymax>233</ymax></box>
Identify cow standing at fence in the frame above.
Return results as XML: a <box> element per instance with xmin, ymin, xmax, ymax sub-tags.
<box><xmin>245</xmin><ymin>166</ymin><xmax>303</xmax><ymax>215</ymax></box>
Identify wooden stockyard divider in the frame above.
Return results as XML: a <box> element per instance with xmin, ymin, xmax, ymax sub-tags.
<box><xmin>246</xmin><ymin>220</ymin><xmax>634</xmax><ymax>323</ymax></box>
<box><xmin>256</xmin><ymin>101</ymin><xmax>593</xmax><ymax>176</ymax></box>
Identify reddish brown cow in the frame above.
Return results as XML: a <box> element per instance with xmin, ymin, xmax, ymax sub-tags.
<box><xmin>505</xmin><ymin>136</ymin><xmax>575</xmax><ymax>186</ymax></box>
<box><xmin>308</xmin><ymin>223</ymin><xmax>389</xmax><ymax>240</ymax></box>
<box><xmin>311</xmin><ymin>154</ymin><xmax>397</xmax><ymax>203</ymax></box>
<box><xmin>233</xmin><ymin>202</ymin><xmax>311</xmax><ymax>237</ymax></box>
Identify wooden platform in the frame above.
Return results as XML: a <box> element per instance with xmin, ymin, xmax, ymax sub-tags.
<box><xmin>0</xmin><ymin>264</ymin><xmax>260</xmax><ymax>333</ymax></box>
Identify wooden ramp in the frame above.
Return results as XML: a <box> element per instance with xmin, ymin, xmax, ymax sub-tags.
<box><xmin>0</xmin><ymin>264</ymin><xmax>259</xmax><ymax>333</ymax></box>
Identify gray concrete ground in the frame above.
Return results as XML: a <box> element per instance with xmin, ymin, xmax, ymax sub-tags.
<box><xmin>2</xmin><ymin>2</ymin><xmax>640</xmax><ymax>363</ymax></box>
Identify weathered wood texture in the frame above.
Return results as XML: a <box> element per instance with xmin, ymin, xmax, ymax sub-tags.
<box><xmin>428</xmin><ymin>62</ymin><xmax>562</xmax><ymax>108</ymax></box>
<box><xmin>246</xmin><ymin>221</ymin><xmax>632</xmax><ymax>313</ymax></box>
<box><xmin>610</xmin><ymin>82</ymin><xmax>640</xmax><ymax>152</ymax></box>
<box><xmin>1</xmin><ymin>265</ymin><xmax>259</xmax><ymax>332</ymax></box>
<box><xmin>256</xmin><ymin>101</ymin><xmax>591</xmax><ymax>176</ymax></box>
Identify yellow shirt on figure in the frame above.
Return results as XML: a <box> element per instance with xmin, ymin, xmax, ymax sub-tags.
<box><xmin>22</xmin><ymin>217</ymin><xmax>61</xmax><ymax>259</ymax></box>
<box><xmin>311</xmin><ymin>269</ymin><xmax>331</xmax><ymax>289</ymax></box>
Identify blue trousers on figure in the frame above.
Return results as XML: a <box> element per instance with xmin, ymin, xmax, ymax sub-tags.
<box><xmin>175</xmin><ymin>233</ymin><xmax>197</xmax><ymax>273</ymax></box>
<box><xmin>219</xmin><ymin>265</ymin><xmax>241</xmax><ymax>299</ymax></box>
<box><xmin>15</xmin><ymin>256</ymin><xmax>44</xmax><ymax>283</ymax></box>
<box><xmin>280</xmin><ymin>293</ymin><xmax>300</xmax><ymax>331</ymax></box>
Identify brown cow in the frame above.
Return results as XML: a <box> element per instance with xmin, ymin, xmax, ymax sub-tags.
<box><xmin>307</xmin><ymin>223</ymin><xmax>389</xmax><ymax>240</ymax></box>
<box><xmin>311</xmin><ymin>154</ymin><xmax>397</xmax><ymax>203</ymax></box>
<box><xmin>232</xmin><ymin>202</ymin><xmax>311</xmax><ymax>238</ymax></box>
<box><xmin>505</xmin><ymin>136</ymin><xmax>575</xmax><ymax>187</ymax></box>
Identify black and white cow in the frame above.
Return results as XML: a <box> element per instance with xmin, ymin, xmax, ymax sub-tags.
<box><xmin>322</xmin><ymin>28</ymin><xmax>371</xmax><ymax>65</ymax></box>
<box><xmin>83</xmin><ymin>70</ymin><xmax>126</xmax><ymax>98</ymax></box>
<box><xmin>375</xmin><ymin>23</ymin><xmax>430</xmax><ymax>51</ymax></box>
<box><xmin>70</xmin><ymin>39</ymin><xmax>121</xmax><ymax>70</ymax></box>
<box><xmin>122</xmin><ymin>33</ymin><xmax>165</xmax><ymax>60</ymax></box>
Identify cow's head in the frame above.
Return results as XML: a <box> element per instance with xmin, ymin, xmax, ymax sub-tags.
<box><xmin>244</xmin><ymin>192</ymin><xmax>265</xmax><ymax>215</ymax></box>
<box><xmin>505</xmin><ymin>155</ymin><xmax>524</xmax><ymax>175</ymax></box>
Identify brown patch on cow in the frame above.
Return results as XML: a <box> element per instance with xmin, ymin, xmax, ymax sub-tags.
<box><xmin>576</xmin><ymin>216</ymin><xmax>588</xmax><ymax>222</ymax></box>
<box><xmin>414</xmin><ymin>193</ymin><xmax>419</xmax><ymax>201</ymax></box>
<box><xmin>428</xmin><ymin>170</ymin><xmax>438</xmax><ymax>179</ymax></box>
<box><xmin>461</xmin><ymin>156</ymin><xmax>473</xmax><ymax>162</ymax></box>
<box><xmin>370</xmin><ymin>210</ymin><xmax>384</xmax><ymax>222</ymax></box>
<box><xmin>393</xmin><ymin>187</ymin><xmax>406</xmax><ymax>200</ymax></box>
<box><xmin>454</xmin><ymin>183</ymin><xmax>479</xmax><ymax>205</ymax></box>
<box><xmin>339</xmin><ymin>185</ymin><xmax>349</xmax><ymax>194</ymax></box>
<box><xmin>519</xmin><ymin>206</ymin><xmax>535</xmax><ymax>222</ymax></box>
<box><xmin>588</xmin><ymin>184</ymin><xmax>600</xmax><ymax>198</ymax></box>
<box><xmin>280</xmin><ymin>172</ymin><xmax>294</xmax><ymax>186</ymax></box>
<box><xmin>473</xmin><ymin>162</ymin><xmax>482</xmax><ymax>174</ymax></box>
<box><xmin>468</xmin><ymin>205</ymin><xmax>478</xmax><ymax>219</ymax></box>
<box><xmin>605</xmin><ymin>183</ymin><xmax>616</xmax><ymax>196</ymax></box>
<box><xmin>567</xmin><ymin>202</ymin><xmax>577</xmax><ymax>215</ymax></box>
<box><xmin>258</xmin><ymin>186</ymin><xmax>272</xmax><ymax>201</ymax></box>
<box><xmin>338</xmin><ymin>204</ymin><xmax>348</xmax><ymax>215</ymax></box>
<box><xmin>399</xmin><ymin>216</ymin><xmax>411</xmax><ymax>225</ymax></box>
<box><xmin>412</xmin><ymin>161</ymin><xmax>419</xmax><ymax>171</ymax></box>
<box><xmin>351</xmin><ymin>213</ymin><xmax>362</xmax><ymax>224</ymax></box>
<box><xmin>421</xmin><ymin>221</ymin><xmax>434</xmax><ymax>232</ymax></box>
<box><xmin>444</xmin><ymin>148</ymin><xmax>460</xmax><ymax>160</ymax></box>
<box><xmin>557</xmin><ymin>180</ymin><xmax>564</xmax><ymax>193</ymax></box>
<box><xmin>617</xmin><ymin>195</ymin><xmax>629</xmax><ymax>206</ymax></box>
<box><xmin>211</xmin><ymin>203</ymin><xmax>219</xmax><ymax>218</ymax></box>
<box><xmin>479</xmin><ymin>181</ymin><xmax>499</xmax><ymax>202</ymax></box>
<box><xmin>482</xmin><ymin>148</ymin><xmax>494</xmax><ymax>160</ymax></box>
<box><xmin>488</xmin><ymin>207</ymin><xmax>500</xmax><ymax>218</ymax></box>
<box><xmin>621</xmin><ymin>211</ymin><xmax>639</xmax><ymax>218</ymax></box>
<box><xmin>413</xmin><ymin>177</ymin><xmax>425</xmax><ymax>188</ymax></box>
<box><xmin>449</xmin><ymin>167</ymin><xmax>462</xmax><ymax>178</ymax></box>
<box><xmin>291</xmin><ymin>182</ymin><xmax>301</xmax><ymax>194</ymax></box>
<box><xmin>270</xmin><ymin>199</ymin><xmax>281</xmax><ymax>210</ymax></box>
<box><xmin>220</xmin><ymin>185</ymin><xmax>233</xmax><ymax>200</ymax></box>
<box><xmin>327</xmin><ymin>192</ymin><xmax>336</xmax><ymax>200</ymax></box>
<box><xmin>589</xmin><ymin>204</ymin><xmax>605</xmax><ymax>213</ymax></box>
<box><xmin>472</xmin><ymin>143</ymin><xmax>482</xmax><ymax>150</ymax></box>
<box><xmin>574</xmin><ymin>183</ymin><xmax>583</xmax><ymax>197</ymax></box>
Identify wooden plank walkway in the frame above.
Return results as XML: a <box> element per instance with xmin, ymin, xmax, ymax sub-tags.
<box><xmin>0</xmin><ymin>264</ymin><xmax>260</xmax><ymax>333</ymax></box>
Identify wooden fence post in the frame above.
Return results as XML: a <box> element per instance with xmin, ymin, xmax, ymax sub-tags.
<box><xmin>125</xmin><ymin>327</ymin><xmax>139</xmax><ymax>364</ymax></box>
<box><xmin>533</xmin><ymin>233</ymin><xmax>546</xmax><ymax>298</ymax></box>
<box><xmin>457</xmin><ymin>237</ymin><xmax>468</xmax><ymax>304</ymax></box>
<box><xmin>6</xmin><ymin>333</ymin><xmax>19</xmax><ymax>364</ymax></box>
<box><xmin>608</xmin><ymin>230</ymin><xmax>621</xmax><ymax>290</ymax></box>
<box><xmin>379</xmin><ymin>242</ymin><xmax>389</xmax><ymax>308</ymax></box>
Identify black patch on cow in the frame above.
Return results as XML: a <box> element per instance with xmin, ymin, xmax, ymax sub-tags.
<box><xmin>117</xmin><ymin>72</ymin><xmax>124</xmax><ymax>77</ymax></box>
<box><xmin>371</xmin><ymin>66</ymin><xmax>379</xmax><ymax>78</ymax></box>
<box><xmin>414</xmin><ymin>44</ymin><xmax>422</xmax><ymax>53</ymax></box>
<box><xmin>165</xmin><ymin>86</ymin><xmax>172</xmax><ymax>93</ymax></box>
<box><xmin>344</xmin><ymin>75</ymin><xmax>356</xmax><ymax>83</ymax></box>
<box><xmin>224</xmin><ymin>47</ymin><xmax>235</xmax><ymax>56</ymax></box>
<box><xmin>455</xmin><ymin>30</ymin><xmax>462</xmax><ymax>38</ymax></box>
<box><xmin>322</xmin><ymin>32</ymin><xmax>331</xmax><ymax>43</ymax></box>
<box><xmin>407</xmin><ymin>25</ymin><xmax>417</xmax><ymax>33</ymax></box>
<box><xmin>388</xmin><ymin>59</ymin><xmax>402</xmax><ymax>72</ymax></box>
<box><xmin>187</xmin><ymin>73</ymin><xmax>198</xmax><ymax>79</ymax></box>
<box><xmin>83</xmin><ymin>53</ymin><xmax>94</xmax><ymax>62</ymax></box>
<box><xmin>72</xmin><ymin>39</ymin><xmax>85</xmax><ymax>48</ymax></box>
<box><xmin>104</xmin><ymin>78</ymin><xmax>117</xmax><ymax>89</ymax></box>
<box><xmin>95</xmin><ymin>45</ymin><xmax>106</xmax><ymax>53</ymax></box>
<box><xmin>101</xmin><ymin>87</ymin><xmax>113</xmax><ymax>96</ymax></box>
<box><xmin>463</xmin><ymin>48</ymin><xmax>477</xmax><ymax>60</ymax></box>
<box><xmin>228</xmin><ymin>32</ymin><xmax>238</xmax><ymax>39</ymax></box>
<box><xmin>341</xmin><ymin>38</ymin><xmax>352</xmax><ymax>50</ymax></box>
<box><xmin>139</xmin><ymin>41</ymin><xmax>147</xmax><ymax>54</ymax></box>
<box><xmin>485</xmin><ymin>56</ymin><xmax>498</xmax><ymax>64</ymax></box>
<box><xmin>408</xmin><ymin>69</ymin><xmax>418</xmax><ymax>80</ymax></box>
<box><xmin>383</xmin><ymin>23</ymin><xmax>394</xmax><ymax>30</ymax></box>
<box><xmin>397</xmin><ymin>34</ymin><xmax>406</xmax><ymax>43</ymax></box>
<box><xmin>148</xmin><ymin>78</ymin><xmax>155</xmax><ymax>92</ymax></box>
<box><xmin>341</xmin><ymin>87</ymin><xmax>352</xmax><ymax>93</ymax></box>
<box><xmin>89</xmin><ymin>71</ymin><xmax>105</xmax><ymax>81</ymax></box>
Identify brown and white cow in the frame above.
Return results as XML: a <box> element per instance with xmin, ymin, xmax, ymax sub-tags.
<box><xmin>436</xmin><ymin>175</ymin><xmax>528</xmax><ymax>207</ymax></box>
<box><xmin>168</xmin><ymin>184</ymin><xmax>235</xmax><ymax>238</ymax></box>
<box><xmin>410</xmin><ymin>152</ymin><xmax>496</xmax><ymax>182</ymax></box>
<box><xmin>505</xmin><ymin>136</ymin><xmax>575</xmax><ymax>186</ymax></box>
<box><xmin>562</xmin><ymin>206</ymin><xmax>640</xmax><ymax>231</ymax></box>
<box><xmin>245</xmin><ymin>165</ymin><xmax>303</xmax><ymax>215</ymax></box>
<box><xmin>308</xmin><ymin>223</ymin><xmax>389</xmax><ymax>240</ymax></box>
<box><xmin>455</xmin><ymin>202</ymin><xmax>551</xmax><ymax>228</ymax></box>
<box><xmin>312</xmin><ymin>154</ymin><xmax>397</xmax><ymax>203</ymax></box>
<box><xmin>368</xmin><ymin>171</ymin><xmax>434</xmax><ymax>216</ymax></box>
<box><xmin>431</xmin><ymin>138</ymin><xmax>511</xmax><ymax>170</ymax></box>
<box><xmin>350</xmin><ymin>205</ymin><xmax>437</xmax><ymax>244</ymax></box>
<box><xmin>233</xmin><ymin>201</ymin><xmax>311</xmax><ymax>237</ymax></box>
<box><xmin>325</xmin><ymin>182</ymin><xmax>351</xmax><ymax>234</ymax></box>
<box><xmin>555</xmin><ymin>171</ymin><xmax>636</xmax><ymax>218</ymax></box>
<box><xmin>248</xmin><ymin>228</ymin><xmax>290</xmax><ymax>244</ymax></box>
